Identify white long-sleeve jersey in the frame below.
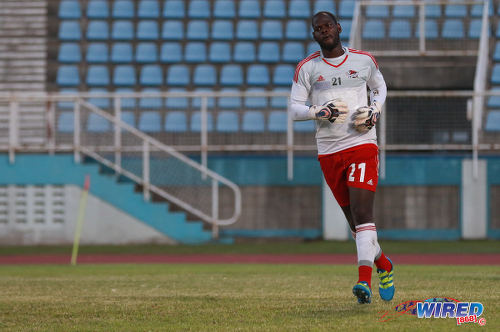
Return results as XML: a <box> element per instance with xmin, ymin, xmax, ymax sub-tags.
<box><xmin>289</xmin><ymin>47</ymin><xmax>387</xmax><ymax>155</ymax></box>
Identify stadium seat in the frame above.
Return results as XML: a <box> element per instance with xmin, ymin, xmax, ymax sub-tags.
<box><xmin>113</xmin><ymin>65</ymin><xmax>136</xmax><ymax>86</ymax></box>
<box><xmin>425</xmin><ymin>4</ymin><xmax>442</xmax><ymax>17</ymax></box>
<box><xmin>160</xmin><ymin>42</ymin><xmax>182</xmax><ymax>63</ymax></box>
<box><xmin>86</xmin><ymin>43</ymin><xmax>108</xmax><ymax>63</ymax></box>
<box><xmin>270</xmin><ymin>88</ymin><xmax>289</xmax><ymax>108</ymax></box>
<box><xmin>111</xmin><ymin>43</ymin><xmax>133</xmax><ymax>63</ymax></box>
<box><xmin>136</xmin><ymin>43</ymin><xmax>158</xmax><ymax>63</ymax></box>
<box><xmin>87</xmin><ymin>113</ymin><xmax>111</xmax><ymax>132</ymax></box>
<box><xmin>87</xmin><ymin>0</ymin><xmax>109</xmax><ymax>18</ymax></box>
<box><xmin>120</xmin><ymin>111</ymin><xmax>136</xmax><ymax>127</ymax></box>
<box><xmin>273</xmin><ymin>65</ymin><xmax>294</xmax><ymax>86</ymax></box>
<box><xmin>185</xmin><ymin>42</ymin><xmax>207</xmax><ymax>63</ymax></box>
<box><xmin>236</xmin><ymin>20</ymin><xmax>258</xmax><ymax>40</ymax></box>
<box><xmin>286</xmin><ymin>20</ymin><xmax>308</xmax><ymax>40</ymax></box>
<box><xmin>218</xmin><ymin>88</ymin><xmax>241</xmax><ymax>109</ymax></box>
<box><xmin>140</xmin><ymin>65</ymin><xmax>163</xmax><ymax>86</ymax></box>
<box><xmin>242</xmin><ymin>111</ymin><xmax>265</xmax><ymax>132</ymax></box>
<box><xmin>187</xmin><ymin>20</ymin><xmax>209</xmax><ymax>40</ymax></box>
<box><xmin>234</xmin><ymin>42</ymin><xmax>256</xmax><ymax>63</ymax></box>
<box><xmin>88</xmin><ymin>88</ymin><xmax>110</xmax><ymax>109</ymax></box>
<box><xmin>138</xmin><ymin>0</ymin><xmax>160</xmax><ymax>18</ymax></box>
<box><xmin>139</xmin><ymin>89</ymin><xmax>163</xmax><ymax>109</ymax></box>
<box><xmin>220</xmin><ymin>65</ymin><xmax>243</xmax><ymax>86</ymax></box>
<box><xmin>162</xmin><ymin>21</ymin><xmax>184</xmax><ymax>40</ymax></box>
<box><xmin>137</xmin><ymin>20</ymin><xmax>159</xmax><ymax>40</ymax></box>
<box><xmin>59</xmin><ymin>21</ymin><xmax>81</xmax><ymax>40</ymax></box>
<box><xmin>112</xmin><ymin>0</ymin><xmax>134</xmax><ymax>18</ymax></box>
<box><xmin>494</xmin><ymin>42</ymin><xmax>500</xmax><ymax>61</ymax></box>
<box><xmin>115</xmin><ymin>88</ymin><xmax>137</xmax><ymax>109</ymax></box>
<box><xmin>445</xmin><ymin>4</ymin><xmax>467</xmax><ymax>17</ymax></box>
<box><xmin>111</xmin><ymin>21</ymin><xmax>133</xmax><ymax>40</ymax></box>
<box><xmin>496</xmin><ymin>23</ymin><xmax>500</xmax><ymax>38</ymax></box>
<box><xmin>268</xmin><ymin>110</ymin><xmax>287</xmax><ymax>132</ymax></box>
<box><xmin>468</xmin><ymin>19</ymin><xmax>482</xmax><ymax>39</ymax></box>
<box><xmin>57</xmin><ymin>111</ymin><xmax>74</xmax><ymax>132</ymax></box>
<box><xmin>193</xmin><ymin>65</ymin><xmax>216</xmax><ymax>86</ymax></box>
<box><xmin>294</xmin><ymin>120</ymin><xmax>315</xmax><ymax>132</ymax></box>
<box><xmin>258</xmin><ymin>42</ymin><xmax>280</xmax><ymax>63</ymax></box>
<box><xmin>87</xmin><ymin>20</ymin><xmax>109</xmax><ymax>40</ymax></box>
<box><xmin>307</xmin><ymin>42</ymin><xmax>319</xmax><ymax>55</ymax></box>
<box><xmin>217</xmin><ymin>111</ymin><xmax>239</xmax><ymax>132</ymax></box>
<box><xmin>416</xmin><ymin>19</ymin><xmax>438</xmax><ymax>39</ymax></box>
<box><xmin>339</xmin><ymin>0</ymin><xmax>355</xmax><ymax>18</ymax></box>
<box><xmin>261</xmin><ymin>21</ymin><xmax>283</xmax><ymax>40</ymax></box>
<box><xmin>189</xmin><ymin>0</ymin><xmax>210</xmax><ymax>18</ymax></box>
<box><xmin>163</xmin><ymin>0</ymin><xmax>184</xmax><ymax>18</ymax></box>
<box><xmin>247</xmin><ymin>65</ymin><xmax>270</xmax><ymax>86</ymax></box>
<box><xmin>238</xmin><ymin>0</ymin><xmax>261</xmax><ymax>18</ymax></box>
<box><xmin>192</xmin><ymin>89</ymin><xmax>215</xmax><ymax>109</ymax></box>
<box><xmin>58</xmin><ymin>43</ymin><xmax>81</xmax><ymax>63</ymax></box>
<box><xmin>442</xmin><ymin>19</ymin><xmax>464</xmax><ymax>39</ymax></box>
<box><xmin>59</xmin><ymin>0</ymin><xmax>81</xmax><ymax>19</ymax></box>
<box><xmin>282</xmin><ymin>42</ymin><xmax>304</xmax><ymax>63</ymax></box>
<box><xmin>289</xmin><ymin>0</ymin><xmax>310</xmax><ymax>19</ymax></box>
<box><xmin>209</xmin><ymin>42</ymin><xmax>231</xmax><ymax>63</ymax></box>
<box><xmin>214</xmin><ymin>0</ymin><xmax>235</xmax><ymax>18</ymax></box>
<box><xmin>264</xmin><ymin>0</ymin><xmax>285</xmax><ymax>18</ymax></box>
<box><xmin>190</xmin><ymin>111</ymin><xmax>214</xmax><ymax>132</ymax></box>
<box><xmin>366</xmin><ymin>2</ymin><xmax>389</xmax><ymax>18</ymax></box>
<box><xmin>485</xmin><ymin>111</ymin><xmax>500</xmax><ymax>131</ymax></box>
<box><xmin>389</xmin><ymin>20</ymin><xmax>412</xmax><ymax>39</ymax></box>
<box><xmin>393</xmin><ymin>2</ymin><xmax>415</xmax><ymax>18</ymax></box>
<box><xmin>164</xmin><ymin>88</ymin><xmax>188</xmax><ymax>109</ymax></box>
<box><xmin>471</xmin><ymin>1</ymin><xmax>493</xmax><ymax>17</ymax></box>
<box><xmin>212</xmin><ymin>20</ymin><xmax>234</xmax><ymax>40</ymax></box>
<box><xmin>138</xmin><ymin>111</ymin><xmax>162</xmax><ymax>132</ymax></box>
<box><xmin>57</xmin><ymin>89</ymin><xmax>77</xmax><ymax>109</ymax></box>
<box><xmin>314</xmin><ymin>0</ymin><xmax>335</xmax><ymax>13</ymax></box>
<box><xmin>363</xmin><ymin>20</ymin><xmax>385</xmax><ymax>39</ymax></box>
<box><xmin>244</xmin><ymin>88</ymin><xmax>267</xmax><ymax>109</ymax></box>
<box><xmin>340</xmin><ymin>20</ymin><xmax>352</xmax><ymax>40</ymax></box>
<box><xmin>166</xmin><ymin>65</ymin><xmax>190</xmax><ymax>86</ymax></box>
<box><xmin>57</xmin><ymin>65</ymin><xmax>80</xmax><ymax>86</ymax></box>
<box><xmin>164</xmin><ymin>111</ymin><xmax>188</xmax><ymax>132</ymax></box>
<box><xmin>86</xmin><ymin>65</ymin><xmax>110</xmax><ymax>86</ymax></box>
<box><xmin>491</xmin><ymin>65</ymin><xmax>500</xmax><ymax>84</ymax></box>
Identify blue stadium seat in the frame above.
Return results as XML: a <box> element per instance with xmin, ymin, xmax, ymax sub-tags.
<box><xmin>244</xmin><ymin>88</ymin><xmax>267</xmax><ymax>109</ymax></box>
<box><xmin>268</xmin><ymin>110</ymin><xmax>287</xmax><ymax>132</ymax></box>
<box><xmin>166</xmin><ymin>65</ymin><xmax>190</xmax><ymax>86</ymax></box>
<box><xmin>496</xmin><ymin>22</ymin><xmax>500</xmax><ymax>38</ymax></box>
<box><xmin>445</xmin><ymin>4</ymin><xmax>467</xmax><ymax>17</ymax></box>
<box><xmin>242</xmin><ymin>111</ymin><xmax>265</xmax><ymax>132</ymax></box>
<box><xmin>469</xmin><ymin>19</ymin><xmax>482</xmax><ymax>39</ymax></box>
<box><xmin>234</xmin><ymin>42</ymin><xmax>256</xmax><ymax>63</ymax></box>
<box><xmin>185</xmin><ymin>42</ymin><xmax>207</xmax><ymax>63</ymax></box>
<box><xmin>139</xmin><ymin>89</ymin><xmax>163</xmax><ymax>109</ymax></box>
<box><xmin>138</xmin><ymin>0</ymin><xmax>159</xmax><ymax>18</ymax></box>
<box><xmin>192</xmin><ymin>89</ymin><xmax>215</xmax><ymax>109</ymax></box>
<box><xmin>220</xmin><ymin>65</ymin><xmax>243</xmax><ymax>86</ymax></box>
<box><xmin>264</xmin><ymin>0</ymin><xmax>285</xmax><ymax>18</ymax></box>
<box><xmin>416</xmin><ymin>19</ymin><xmax>438</xmax><ymax>39</ymax></box>
<box><xmin>191</xmin><ymin>111</ymin><xmax>214</xmax><ymax>132</ymax></box>
<box><xmin>339</xmin><ymin>0</ymin><xmax>355</xmax><ymax>18</ymax></box>
<box><xmin>237</xmin><ymin>20</ymin><xmax>258</xmax><ymax>40</ymax></box>
<box><xmin>366</xmin><ymin>2</ymin><xmax>389</xmax><ymax>18</ymax></box>
<box><xmin>286</xmin><ymin>20</ymin><xmax>308</xmax><ymax>40</ymax></box>
<box><xmin>307</xmin><ymin>42</ymin><xmax>319</xmax><ymax>55</ymax></box>
<box><xmin>494</xmin><ymin>42</ymin><xmax>500</xmax><ymax>61</ymax></box>
<box><xmin>111</xmin><ymin>43</ymin><xmax>133</xmax><ymax>63</ymax></box>
<box><xmin>218</xmin><ymin>88</ymin><xmax>241</xmax><ymax>109</ymax></box>
<box><xmin>120</xmin><ymin>111</ymin><xmax>136</xmax><ymax>127</ymax></box>
<box><xmin>87</xmin><ymin>20</ymin><xmax>109</xmax><ymax>40</ymax></box>
<box><xmin>491</xmin><ymin>65</ymin><xmax>500</xmax><ymax>84</ymax></box>
<box><xmin>209</xmin><ymin>42</ymin><xmax>231</xmax><ymax>63</ymax></box>
<box><xmin>393</xmin><ymin>2</ymin><xmax>415</xmax><ymax>18</ymax></box>
<box><xmin>57</xmin><ymin>89</ymin><xmax>77</xmax><ymax>109</ymax></box>
<box><xmin>187</xmin><ymin>20</ymin><xmax>209</xmax><ymax>40</ymax></box>
<box><xmin>193</xmin><ymin>65</ymin><xmax>216</xmax><ymax>86</ymax></box>
<box><xmin>59</xmin><ymin>0</ymin><xmax>81</xmax><ymax>19</ymax></box>
<box><xmin>294</xmin><ymin>120</ymin><xmax>315</xmax><ymax>132</ymax></box>
<box><xmin>88</xmin><ymin>88</ymin><xmax>110</xmax><ymax>109</ymax></box>
<box><xmin>59</xmin><ymin>21</ymin><xmax>81</xmax><ymax>40</ymax></box>
<box><xmin>273</xmin><ymin>65</ymin><xmax>294</xmax><ymax>86</ymax></box>
<box><xmin>162</xmin><ymin>21</ymin><xmax>183</xmax><ymax>40</ymax></box>
<box><xmin>261</xmin><ymin>21</ymin><xmax>283</xmax><ymax>40</ymax></box>
<box><xmin>58</xmin><ymin>111</ymin><xmax>74</xmax><ymax>132</ymax></box>
<box><xmin>87</xmin><ymin>0</ymin><xmax>109</xmax><ymax>18</ymax></box>
<box><xmin>270</xmin><ymin>88</ymin><xmax>288</xmax><ymax>108</ymax></box>
<box><xmin>314</xmin><ymin>0</ymin><xmax>335</xmax><ymax>13</ymax></box>
<box><xmin>238</xmin><ymin>0</ymin><xmax>260</xmax><ymax>18</ymax></box>
<box><xmin>340</xmin><ymin>20</ymin><xmax>352</xmax><ymax>40</ymax></box>
<box><xmin>425</xmin><ymin>4</ymin><xmax>442</xmax><ymax>17</ymax></box>
<box><xmin>389</xmin><ymin>20</ymin><xmax>412</xmax><ymax>39</ymax></box>
<box><xmin>442</xmin><ymin>19</ymin><xmax>464</xmax><ymax>39</ymax></box>
<box><xmin>112</xmin><ymin>0</ymin><xmax>134</xmax><ymax>18</ymax></box>
<box><xmin>136</xmin><ymin>43</ymin><xmax>158</xmax><ymax>63</ymax></box>
<box><xmin>363</xmin><ymin>20</ymin><xmax>385</xmax><ymax>39</ymax></box>
<box><xmin>164</xmin><ymin>111</ymin><xmax>187</xmax><ymax>132</ymax></box>
<box><xmin>137</xmin><ymin>20</ymin><xmax>159</xmax><ymax>40</ymax></box>
<box><xmin>214</xmin><ymin>0</ymin><xmax>235</xmax><ymax>18</ymax></box>
<box><xmin>485</xmin><ymin>111</ymin><xmax>500</xmax><ymax>131</ymax></box>
<box><xmin>58</xmin><ymin>43</ymin><xmax>81</xmax><ymax>63</ymax></box>
<box><xmin>282</xmin><ymin>42</ymin><xmax>304</xmax><ymax>63</ymax></box>
<box><xmin>113</xmin><ymin>65</ymin><xmax>136</xmax><ymax>86</ymax></box>
<box><xmin>57</xmin><ymin>66</ymin><xmax>80</xmax><ymax>86</ymax></box>
<box><xmin>289</xmin><ymin>0</ymin><xmax>310</xmax><ymax>19</ymax></box>
<box><xmin>189</xmin><ymin>0</ymin><xmax>210</xmax><ymax>18</ymax></box>
<box><xmin>217</xmin><ymin>111</ymin><xmax>239</xmax><ymax>132</ymax></box>
<box><xmin>247</xmin><ymin>65</ymin><xmax>270</xmax><ymax>86</ymax></box>
<box><xmin>140</xmin><ymin>65</ymin><xmax>163</xmax><ymax>86</ymax></box>
<box><xmin>163</xmin><ymin>0</ymin><xmax>184</xmax><ymax>18</ymax></box>
<box><xmin>212</xmin><ymin>20</ymin><xmax>234</xmax><ymax>40</ymax></box>
<box><xmin>160</xmin><ymin>42</ymin><xmax>182</xmax><ymax>63</ymax></box>
<box><xmin>86</xmin><ymin>65</ymin><xmax>109</xmax><ymax>86</ymax></box>
<box><xmin>165</xmin><ymin>88</ymin><xmax>188</xmax><ymax>109</ymax></box>
<box><xmin>111</xmin><ymin>21</ymin><xmax>133</xmax><ymax>40</ymax></box>
<box><xmin>471</xmin><ymin>1</ymin><xmax>493</xmax><ymax>17</ymax></box>
<box><xmin>87</xmin><ymin>113</ymin><xmax>111</xmax><ymax>132</ymax></box>
<box><xmin>115</xmin><ymin>88</ymin><xmax>137</xmax><ymax>109</ymax></box>
<box><xmin>138</xmin><ymin>111</ymin><xmax>162</xmax><ymax>131</ymax></box>
<box><xmin>258</xmin><ymin>42</ymin><xmax>280</xmax><ymax>63</ymax></box>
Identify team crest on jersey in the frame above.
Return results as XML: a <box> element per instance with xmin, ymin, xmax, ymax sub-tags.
<box><xmin>317</xmin><ymin>75</ymin><xmax>325</xmax><ymax>82</ymax></box>
<box><xmin>347</xmin><ymin>70</ymin><xmax>358</xmax><ymax>78</ymax></box>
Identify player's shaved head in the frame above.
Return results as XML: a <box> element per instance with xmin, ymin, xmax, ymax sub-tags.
<box><xmin>312</xmin><ymin>11</ymin><xmax>338</xmax><ymax>27</ymax></box>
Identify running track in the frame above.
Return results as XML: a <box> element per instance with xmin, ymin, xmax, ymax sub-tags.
<box><xmin>0</xmin><ymin>254</ymin><xmax>499</xmax><ymax>265</ymax></box>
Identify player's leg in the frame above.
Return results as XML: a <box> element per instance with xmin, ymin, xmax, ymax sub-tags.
<box><xmin>340</xmin><ymin>206</ymin><xmax>357</xmax><ymax>239</ymax></box>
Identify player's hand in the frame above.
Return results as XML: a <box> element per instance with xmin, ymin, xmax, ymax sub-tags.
<box><xmin>353</xmin><ymin>102</ymin><xmax>381</xmax><ymax>133</ymax></box>
<box><xmin>308</xmin><ymin>99</ymin><xmax>348</xmax><ymax>124</ymax></box>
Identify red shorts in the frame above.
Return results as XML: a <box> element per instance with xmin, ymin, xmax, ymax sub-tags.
<box><xmin>319</xmin><ymin>144</ymin><xmax>379</xmax><ymax>207</ymax></box>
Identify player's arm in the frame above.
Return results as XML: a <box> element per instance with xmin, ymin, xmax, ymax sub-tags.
<box><xmin>353</xmin><ymin>69</ymin><xmax>387</xmax><ymax>132</ymax></box>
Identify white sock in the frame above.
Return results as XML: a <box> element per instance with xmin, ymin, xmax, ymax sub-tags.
<box><xmin>355</xmin><ymin>223</ymin><xmax>378</xmax><ymax>267</ymax></box>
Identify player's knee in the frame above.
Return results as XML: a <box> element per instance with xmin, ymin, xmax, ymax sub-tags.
<box><xmin>350</xmin><ymin>205</ymin><xmax>373</xmax><ymax>224</ymax></box>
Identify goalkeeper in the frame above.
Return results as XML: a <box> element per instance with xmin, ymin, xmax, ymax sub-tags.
<box><xmin>289</xmin><ymin>11</ymin><xmax>393</xmax><ymax>305</ymax></box>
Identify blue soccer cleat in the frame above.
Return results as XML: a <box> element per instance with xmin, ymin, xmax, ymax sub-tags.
<box><xmin>352</xmin><ymin>281</ymin><xmax>372</xmax><ymax>304</ymax></box>
<box><xmin>377</xmin><ymin>258</ymin><xmax>395</xmax><ymax>301</ymax></box>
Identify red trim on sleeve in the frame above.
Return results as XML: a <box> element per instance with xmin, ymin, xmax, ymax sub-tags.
<box><xmin>348</xmin><ymin>48</ymin><xmax>378</xmax><ymax>69</ymax></box>
<box><xmin>293</xmin><ymin>51</ymin><xmax>320</xmax><ymax>83</ymax></box>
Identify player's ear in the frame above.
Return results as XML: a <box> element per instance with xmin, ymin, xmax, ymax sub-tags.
<box><xmin>337</xmin><ymin>23</ymin><xmax>342</xmax><ymax>34</ymax></box>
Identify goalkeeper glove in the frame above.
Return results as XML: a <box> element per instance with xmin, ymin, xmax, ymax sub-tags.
<box><xmin>308</xmin><ymin>99</ymin><xmax>348</xmax><ymax>124</ymax></box>
<box><xmin>353</xmin><ymin>102</ymin><xmax>381</xmax><ymax>133</ymax></box>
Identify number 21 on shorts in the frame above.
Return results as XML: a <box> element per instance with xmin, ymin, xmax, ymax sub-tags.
<box><xmin>348</xmin><ymin>163</ymin><xmax>366</xmax><ymax>183</ymax></box>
